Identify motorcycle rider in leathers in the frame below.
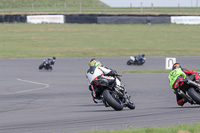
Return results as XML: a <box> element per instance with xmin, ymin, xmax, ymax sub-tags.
<box><xmin>135</xmin><ymin>54</ymin><xmax>145</xmax><ymax>64</ymax></box>
<box><xmin>168</xmin><ymin>63</ymin><xmax>200</xmax><ymax>106</ymax></box>
<box><xmin>44</xmin><ymin>56</ymin><xmax>56</xmax><ymax>70</ymax></box>
<box><xmin>86</xmin><ymin>58</ymin><xmax>120</xmax><ymax>103</ymax></box>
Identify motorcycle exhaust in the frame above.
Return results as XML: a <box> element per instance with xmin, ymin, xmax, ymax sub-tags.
<box><xmin>178</xmin><ymin>90</ymin><xmax>194</xmax><ymax>104</ymax></box>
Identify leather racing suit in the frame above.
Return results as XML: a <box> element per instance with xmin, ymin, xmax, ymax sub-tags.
<box><xmin>86</xmin><ymin>65</ymin><xmax>118</xmax><ymax>103</ymax></box>
<box><xmin>168</xmin><ymin>68</ymin><xmax>200</xmax><ymax>106</ymax></box>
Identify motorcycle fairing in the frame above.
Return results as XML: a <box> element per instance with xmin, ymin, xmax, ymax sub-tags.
<box><xmin>87</xmin><ymin>66</ymin><xmax>104</xmax><ymax>83</ymax></box>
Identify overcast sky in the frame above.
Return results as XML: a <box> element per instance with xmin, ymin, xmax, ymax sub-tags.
<box><xmin>100</xmin><ymin>0</ymin><xmax>199</xmax><ymax>7</ymax></box>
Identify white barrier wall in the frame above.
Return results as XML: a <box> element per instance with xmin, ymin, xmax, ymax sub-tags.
<box><xmin>27</xmin><ymin>15</ymin><xmax>64</xmax><ymax>24</ymax></box>
<box><xmin>171</xmin><ymin>16</ymin><xmax>200</xmax><ymax>25</ymax></box>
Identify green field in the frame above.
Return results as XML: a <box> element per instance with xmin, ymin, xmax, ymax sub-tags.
<box><xmin>0</xmin><ymin>0</ymin><xmax>107</xmax><ymax>9</ymax></box>
<box><xmin>1</xmin><ymin>23</ymin><xmax>200</xmax><ymax>58</ymax></box>
<box><xmin>0</xmin><ymin>0</ymin><xmax>108</xmax><ymax>14</ymax></box>
<box><xmin>0</xmin><ymin>0</ymin><xmax>200</xmax><ymax>15</ymax></box>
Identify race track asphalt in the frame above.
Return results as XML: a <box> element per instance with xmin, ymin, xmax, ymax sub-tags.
<box><xmin>0</xmin><ymin>56</ymin><xmax>200</xmax><ymax>133</ymax></box>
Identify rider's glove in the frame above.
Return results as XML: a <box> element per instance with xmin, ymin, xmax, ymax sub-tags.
<box><xmin>195</xmin><ymin>79</ymin><xmax>200</xmax><ymax>83</ymax></box>
<box><xmin>106</xmin><ymin>70</ymin><xmax>119</xmax><ymax>76</ymax></box>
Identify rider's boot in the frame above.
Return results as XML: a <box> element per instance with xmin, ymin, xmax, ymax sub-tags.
<box><xmin>177</xmin><ymin>99</ymin><xmax>187</xmax><ymax>106</ymax></box>
<box><xmin>92</xmin><ymin>96</ymin><xmax>103</xmax><ymax>103</ymax></box>
<box><xmin>91</xmin><ymin>91</ymin><xmax>103</xmax><ymax>103</ymax></box>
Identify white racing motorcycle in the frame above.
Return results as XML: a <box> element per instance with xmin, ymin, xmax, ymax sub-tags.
<box><xmin>89</xmin><ymin>71</ymin><xmax>135</xmax><ymax>111</ymax></box>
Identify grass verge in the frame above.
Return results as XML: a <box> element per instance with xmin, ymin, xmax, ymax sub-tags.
<box><xmin>81</xmin><ymin>122</ymin><xmax>200</xmax><ymax>133</ymax></box>
<box><xmin>118</xmin><ymin>69</ymin><xmax>171</xmax><ymax>73</ymax></box>
<box><xmin>117</xmin><ymin>69</ymin><xmax>200</xmax><ymax>73</ymax></box>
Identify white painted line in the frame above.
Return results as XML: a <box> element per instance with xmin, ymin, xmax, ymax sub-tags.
<box><xmin>0</xmin><ymin>78</ymin><xmax>49</xmax><ymax>95</ymax></box>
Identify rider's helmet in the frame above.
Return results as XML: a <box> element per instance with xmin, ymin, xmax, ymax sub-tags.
<box><xmin>142</xmin><ymin>54</ymin><xmax>145</xmax><ymax>57</ymax></box>
<box><xmin>52</xmin><ymin>56</ymin><xmax>56</xmax><ymax>60</ymax></box>
<box><xmin>89</xmin><ymin>58</ymin><xmax>102</xmax><ymax>67</ymax></box>
<box><xmin>172</xmin><ymin>63</ymin><xmax>181</xmax><ymax>70</ymax></box>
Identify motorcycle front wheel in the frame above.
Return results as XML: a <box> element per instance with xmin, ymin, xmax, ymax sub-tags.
<box><xmin>140</xmin><ymin>59</ymin><xmax>145</xmax><ymax>65</ymax></box>
<box><xmin>103</xmin><ymin>89</ymin><xmax>123</xmax><ymax>111</ymax></box>
<box><xmin>39</xmin><ymin>63</ymin><xmax>44</xmax><ymax>70</ymax></box>
<box><xmin>126</xmin><ymin>100</ymin><xmax>135</xmax><ymax>110</ymax></box>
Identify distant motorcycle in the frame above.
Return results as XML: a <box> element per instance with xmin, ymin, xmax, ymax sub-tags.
<box><xmin>177</xmin><ymin>74</ymin><xmax>200</xmax><ymax>105</ymax></box>
<box><xmin>91</xmin><ymin>75</ymin><xmax>135</xmax><ymax>111</ymax></box>
<box><xmin>127</xmin><ymin>55</ymin><xmax>146</xmax><ymax>65</ymax></box>
<box><xmin>39</xmin><ymin>60</ymin><xmax>53</xmax><ymax>70</ymax></box>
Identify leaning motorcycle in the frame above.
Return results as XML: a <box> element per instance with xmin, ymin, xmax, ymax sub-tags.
<box><xmin>39</xmin><ymin>60</ymin><xmax>52</xmax><ymax>70</ymax></box>
<box><xmin>177</xmin><ymin>74</ymin><xmax>200</xmax><ymax>105</ymax></box>
<box><xmin>91</xmin><ymin>75</ymin><xmax>135</xmax><ymax>111</ymax></box>
<box><xmin>127</xmin><ymin>56</ymin><xmax>146</xmax><ymax>65</ymax></box>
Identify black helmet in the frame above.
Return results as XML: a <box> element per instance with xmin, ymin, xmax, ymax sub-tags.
<box><xmin>142</xmin><ymin>54</ymin><xmax>145</xmax><ymax>57</ymax></box>
<box><xmin>52</xmin><ymin>56</ymin><xmax>56</xmax><ymax>60</ymax></box>
<box><xmin>172</xmin><ymin>63</ymin><xmax>181</xmax><ymax>70</ymax></box>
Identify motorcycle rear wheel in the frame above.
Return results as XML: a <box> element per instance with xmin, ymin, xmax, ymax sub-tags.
<box><xmin>103</xmin><ymin>89</ymin><xmax>123</xmax><ymax>111</ymax></box>
<box><xmin>126</xmin><ymin>100</ymin><xmax>135</xmax><ymax>110</ymax></box>
<box><xmin>140</xmin><ymin>59</ymin><xmax>145</xmax><ymax>65</ymax></box>
<box><xmin>187</xmin><ymin>88</ymin><xmax>200</xmax><ymax>104</ymax></box>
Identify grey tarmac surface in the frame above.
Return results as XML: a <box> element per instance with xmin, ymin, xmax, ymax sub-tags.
<box><xmin>0</xmin><ymin>56</ymin><xmax>200</xmax><ymax>133</ymax></box>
